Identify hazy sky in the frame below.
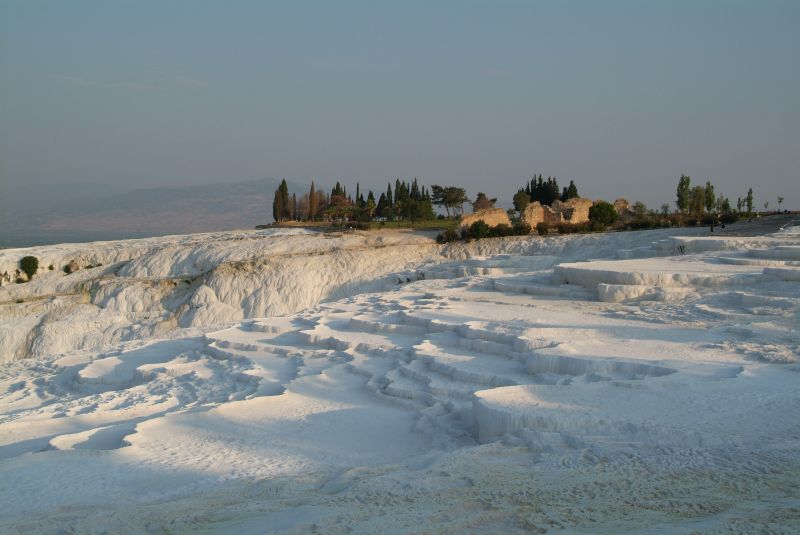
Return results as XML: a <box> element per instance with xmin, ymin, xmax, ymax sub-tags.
<box><xmin>1</xmin><ymin>0</ymin><xmax>798</xmax><ymax>209</ymax></box>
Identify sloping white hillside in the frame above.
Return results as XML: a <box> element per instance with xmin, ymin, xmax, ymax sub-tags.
<box><xmin>1</xmin><ymin>225</ymin><xmax>717</xmax><ymax>362</ymax></box>
<box><xmin>1</xmin><ymin>222</ymin><xmax>798</xmax><ymax>533</ymax></box>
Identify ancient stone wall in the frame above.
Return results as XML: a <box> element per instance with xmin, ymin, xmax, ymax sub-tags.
<box><xmin>459</xmin><ymin>208</ymin><xmax>512</xmax><ymax>230</ymax></box>
<box><xmin>522</xmin><ymin>198</ymin><xmax>593</xmax><ymax>228</ymax></box>
<box><xmin>563</xmin><ymin>198</ymin><xmax>593</xmax><ymax>223</ymax></box>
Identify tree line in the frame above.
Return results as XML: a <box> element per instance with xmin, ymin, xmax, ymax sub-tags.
<box><xmin>273</xmin><ymin>178</ymin><xmax>437</xmax><ymax>223</ymax></box>
<box><xmin>272</xmin><ymin>172</ymin><xmax>782</xmax><ymax>226</ymax></box>
<box><xmin>674</xmin><ymin>174</ymin><xmax>766</xmax><ymax>216</ymax></box>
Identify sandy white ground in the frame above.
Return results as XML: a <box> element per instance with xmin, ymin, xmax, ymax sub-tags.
<box><xmin>1</xmin><ymin>223</ymin><xmax>799</xmax><ymax>533</ymax></box>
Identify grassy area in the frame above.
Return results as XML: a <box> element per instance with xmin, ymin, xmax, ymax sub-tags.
<box><xmin>366</xmin><ymin>219</ymin><xmax>459</xmax><ymax>231</ymax></box>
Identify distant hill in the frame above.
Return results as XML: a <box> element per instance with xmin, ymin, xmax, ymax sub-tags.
<box><xmin>2</xmin><ymin>178</ymin><xmax>304</xmax><ymax>234</ymax></box>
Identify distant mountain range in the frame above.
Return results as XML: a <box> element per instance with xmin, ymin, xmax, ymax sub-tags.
<box><xmin>1</xmin><ymin>178</ymin><xmax>303</xmax><ymax>234</ymax></box>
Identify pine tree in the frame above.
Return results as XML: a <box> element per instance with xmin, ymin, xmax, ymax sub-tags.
<box><xmin>309</xmin><ymin>181</ymin><xmax>318</xmax><ymax>220</ymax></box>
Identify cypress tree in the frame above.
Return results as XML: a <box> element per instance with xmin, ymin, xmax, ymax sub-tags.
<box><xmin>376</xmin><ymin>193</ymin><xmax>387</xmax><ymax>217</ymax></box>
<box><xmin>567</xmin><ymin>180</ymin><xmax>578</xmax><ymax>199</ymax></box>
<box><xmin>279</xmin><ymin>179</ymin><xmax>290</xmax><ymax>220</ymax></box>
<box><xmin>273</xmin><ymin>188</ymin><xmax>284</xmax><ymax>222</ymax></box>
<box><xmin>309</xmin><ymin>181</ymin><xmax>318</xmax><ymax>220</ymax></box>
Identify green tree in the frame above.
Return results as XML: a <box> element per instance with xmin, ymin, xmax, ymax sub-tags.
<box><xmin>431</xmin><ymin>185</ymin><xmax>468</xmax><ymax>217</ymax></box>
<box><xmin>513</xmin><ymin>190</ymin><xmax>531</xmax><ymax>213</ymax></box>
<box><xmin>660</xmin><ymin>203</ymin><xmax>670</xmax><ymax>216</ymax></box>
<box><xmin>689</xmin><ymin>185</ymin><xmax>706</xmax><ymax>215</ymax></box>
<box><xmin>588</xmin><ymin>201</ymin><xmax>619</xmax><ymax>229</ymax></box>
<box><xmin>431</xmin><ymin>185</ymin><xmax>448</xmax><ymax>217</ymax></box>
<box><xmin>676</xmin><ymin>175</ymin><xmax>691</xmax><ymax>213</ymax></box>
<box><xmin>746</xmin><ymin>188</ymin><xmax>754</xmax><ymax>214</ymax></box>
<box><xmin>704</xmin><ymin>181</ymin><xmax>715</xmax><ymax>213</ymax></box>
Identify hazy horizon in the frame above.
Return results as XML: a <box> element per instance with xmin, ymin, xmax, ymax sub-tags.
<box><xmin>2</xmin><ymin>0</ymin><xmax>798</xmax><ymax>217</ymax></box>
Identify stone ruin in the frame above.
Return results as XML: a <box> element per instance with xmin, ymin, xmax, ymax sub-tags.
<box><xmin>613</xmin><ymin>198</ymin><xmax>630</xmax><ymax>215</ymax></box>
<box><xmin>459</xmin><ymin>208</ymin><xmax>512</xmax><ymax>231</ymax></box>
<box><xmin>521</xmin><ymin>197</ymin><xmax>594</xmax><ymax>229</ymax></box>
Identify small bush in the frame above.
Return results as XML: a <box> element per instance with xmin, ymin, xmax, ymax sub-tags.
<box><xmin>536</xmin><ymin>222</ymin><xmax>549</xmax><ymax>236</ymax></box>
<box><xmin>467</xmin><ymin>220</ymin><xmax>491</xmax><ymax>240</ymax></box>
<box><xmin>15</xmin><ymin>277</ymin><xmax>27</xmax><ymax>284</ymax></box>
<box><xmin>19</xmin><ymin>256</ymin><xmax>39</xmax><ymax>280</ymax></box>
<box><xmin>48</xmin><ymin>264</ymin><xmax>54</xmax><ymax>270</ymax></box>
<box><xmin>490</xmin><ymin>223</ymin><xmax>512</xmax><ymax>237</ymax></box>
<box><xmin>719</xmin><ymin>212</ymin><xmax>739</xmax><ymax>224</ymax></box>
<box><xmin>556</xmin><ymin>222</ymin><xmax>591</xmax><ymax>234</ymax></box>
<box><xmin>512</xmin><ymin>221</ymin><xmax>531</xmax><ymax>236</ymax></box>
<box><xmin>437</xmin><ymin>214</ymin><xmax>446</xmax><ymax>220</ymax></box>
<box><xmin>63</xmin><ymin>264</ymin><xmax>74</xmax><ymax>274</ymax></box>
<box><xmin>436</xmin><ymin>229</ymin><xmax>460</xmax><ymax>243</ymax></box>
